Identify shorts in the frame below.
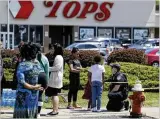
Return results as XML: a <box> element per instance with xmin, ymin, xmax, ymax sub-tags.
<box><xmin>45</xmin><ymin>87</ymin><xmax>61</xmax><ymax>97</ymax></box>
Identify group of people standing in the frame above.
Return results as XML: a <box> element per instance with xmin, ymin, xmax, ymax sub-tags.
<box><xmin>12</xmin><ymin>42</ymin><xmax>84</xmax><ymax>118</ymax></box>
<box><xmin>10</xmin><ymin>41</ymin><xmax>129</xmax><ymax>118</ymax></box>
<box><xmin>82</xmin><ymin>57</ymin><xmax>129</xmax><ymax>112</ymax></box>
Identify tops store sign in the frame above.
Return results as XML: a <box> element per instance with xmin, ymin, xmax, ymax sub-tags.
<box><xmin>43</xmin><ymin>1</ymin><xmax>114</xmax><ymax>22</ymax></box>
<box><xmin>9</xmin><ymin>0</ymin><xmax>114</xmax><ymax>22</ymax></box>
<box><xmin>5</xmin><ymin>0</ymin><xmax>155</xmax><ymax>27</ymax></box>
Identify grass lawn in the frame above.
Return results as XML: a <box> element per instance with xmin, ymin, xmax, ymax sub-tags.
<box><xmin>43</xmin><ymin>90</ymin><xmax>159</xmax><ymax>109</ymax></box>
<box><xmin>156</xmin><ymin>0</ymin><xmax>159</xmax><ymax>5</ymax></box>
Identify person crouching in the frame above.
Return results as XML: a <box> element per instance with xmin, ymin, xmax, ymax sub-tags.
<box><xmin>106</xmin><ymin>64</ymin><xmax>129</xmax><ymax>111</ymax></box>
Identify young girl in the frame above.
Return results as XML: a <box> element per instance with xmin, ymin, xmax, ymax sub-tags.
<box><xmin>82</xmin><ymin>78</ymin><xmax>92</xmax><ymax>110</ymax></box>
<box><xmin>88</xmin><ymin>55</ymin><xmax>105</xmax><ymax>112</ymax></box>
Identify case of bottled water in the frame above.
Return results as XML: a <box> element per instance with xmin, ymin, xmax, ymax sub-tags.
<box><xmin>1</xmin><ymin>89</ymin><xmax>16</xmax><ymax>107</ymax></box>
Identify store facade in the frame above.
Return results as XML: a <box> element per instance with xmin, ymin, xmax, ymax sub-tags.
<box><xmin>0</xmin><ymin>0</ymin><xmax>158</xmax><ymax>52</ymax></box>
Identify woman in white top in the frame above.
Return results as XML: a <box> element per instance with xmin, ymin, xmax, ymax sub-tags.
<box><xmin>46</xmin><ymin>43</ymin><xmax>64</xmax><ymax>115</ymax></box>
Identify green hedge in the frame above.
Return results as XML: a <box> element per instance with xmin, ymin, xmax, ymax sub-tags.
<box><xmin>63</xmin><ymin>62</ymin><xmax>158</xmax><ymax>90</ymax></box>
<box><xmin>46</xmin><ymin>50</ymin><xmax>102</xmax><ymax>68</ymax></box>
<box><xmin>3</xmin><ymin>57</ymin><xmax>158</xmax><ymax>90</ymax></box>
<box><xmin>107</xmin><ymin>49</ymin><xmax>146</xmax><ymax>65</ymax></box>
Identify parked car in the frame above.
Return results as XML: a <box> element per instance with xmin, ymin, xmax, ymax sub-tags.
<box><xmin>119</xmin><ymin>38</ymin><xmax>132</xmax><ymax>48</ymax></box>
<box><xmin>129</xmin><ymin>39</ymin><xmax>159</xmax><ymax>50</ymax></box>
<box><xmin>74</xmin><ymin>37</ymin><xmax>123</xmax><ymax>53</ymax></box>
<box><xmin>65</xmin><ymin>42</ymin><xmax>107</xmax><ymax>56</ymax></box>
<box><xmin>146</xmin><ymin>48</ymin><xmax>159</xmax><ymax>67</ymax></box>
<box><xmin>144</xmin><ymin>48</ymin><xmax>155</xmax><ymax>54</ymax></box>
<box><xmin>75</xmin><ymin>37</ymin><xmax>121</xmax><ymax>46</ymax></box>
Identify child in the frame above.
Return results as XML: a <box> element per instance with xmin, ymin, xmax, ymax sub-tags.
<box><xmin>88</xmin><ymin>55</ymin><xmax>105</xmax><ymax>112</ymax></box>
<box><xmin>82</xmin><ymin>79</ymin><xmax>92</xmax><ymax>110</ymax></box>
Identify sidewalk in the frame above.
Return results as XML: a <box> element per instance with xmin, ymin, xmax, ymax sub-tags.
<box><xmin>0</xmin><ymin>107</ymin><xmax>159</xmax><ymax>119</ymax></box>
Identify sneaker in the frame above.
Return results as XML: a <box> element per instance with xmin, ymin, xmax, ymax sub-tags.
<box><xmin>37</xmin><ymin>114</ymin><xmax>40</xmax><ymax>118</ymax></box>
<box><xmin>92</xmin><ymin>107</ymin><xmax>97</xmax><ymax>112</ymax></box>
<box><xmin>87</xmin><ymin>108</ymin><xmax>91</xmax><ymax>111</ymax></box>
<box><xmin>73</xmin><ymin>104</ymin><xmax>82</xmax><ymax>108</ymax></box>
<box><xmin>47</xmin><ymin>111</ymin><xmax>59</xmax><ymax>115</ymax></box>
<box><xmin>97</xmin><ymin>109</ymin><xmax>101</xmax><ymax>112</ymax></box>
<box><xmin>67</xmin><ymin>106</ymin><xmax>74</xmax><ymax>109</ymax></box>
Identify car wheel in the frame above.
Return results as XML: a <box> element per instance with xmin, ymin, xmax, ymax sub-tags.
<box><xmin>152</xmin><ymin>62</ymin><xmax>159</xmax><ymax>67</ymax></box>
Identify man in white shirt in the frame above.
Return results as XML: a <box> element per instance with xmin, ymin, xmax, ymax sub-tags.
<box><xmin>88</xmin><ymin>55</ymin><xmax>105</xmax><ymax>112</ymax></box>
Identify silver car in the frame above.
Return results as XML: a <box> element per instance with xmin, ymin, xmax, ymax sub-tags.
<box><xmin>65</xmin><ymin>42</ymin><xmax>107</xmax><ymax>55</ymax></box>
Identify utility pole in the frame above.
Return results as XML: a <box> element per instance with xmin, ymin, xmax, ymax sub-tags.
<box><xmin>7</xmin><ymin>0</ymin><xmax>10</xmax><ymax>49</ymax></box>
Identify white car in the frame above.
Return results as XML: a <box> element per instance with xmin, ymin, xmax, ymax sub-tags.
<box><xmin>66</xmin><ymin>42</ymin><xmax>107</xmax><ymax>55</ymax></box>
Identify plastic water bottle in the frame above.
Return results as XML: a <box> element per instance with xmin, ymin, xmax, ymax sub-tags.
<box><xmin>12</xmin><ymin>90</ymin><xmax>17</xmax><ymax>99</ymax></box>
<box><xmin>5</xmin><ymin>89</ymin><xmax>9</xmax><ymax>99</ymax></box>
<box><xmin>1</xmin><ymin>97</ymin><xmax>5</xmax><ymax>106</ymax></box>
<box><xmin>2</xmin><ymin>100</ymin><xmax>6</xmax><ymax>106</ymax></box>
<box><xmin>2</xmin><ymin>89</ymin><xmax>7</xmax><ymax>99</ymax></box>
<box><xmin>12</xmin><ymin>99</ymin><xmax>16</xmax><ymax>107</ymax></box>
<box><xmin>7</xmin><ymin>89</ymin><xmax>12</xmax><ymax>99</ymax></box>
<box><xmin>5</xmin><ymin>100</ymin><xmax>9</xmax><ymax>107</ymax></box>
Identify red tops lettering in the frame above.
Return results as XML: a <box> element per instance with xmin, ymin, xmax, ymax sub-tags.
<box><xmin>44</xmin><ymin>1</ymin><xmax>114</xmax><ymax>22</ymax></box>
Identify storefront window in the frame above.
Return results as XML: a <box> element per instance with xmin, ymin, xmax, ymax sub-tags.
<box><xmin>115</xmin><ymin>28</ymin><xmax>131</xmax><ymax>39</ymax></box>
<box><xmin>133</xmin><ymin>28</ymin><xmax>149</xmax><ymax>40</ymax></box>
<box><xmin>29</xmin><ymin>25</ymin><xmax>43</xmax><ymax>45</ymax></box>
<box><xmin>1</xmin><ymin>24</ymin><xmax>13</xmax><ymax>32</ymax></box>
<box><xmin>97</xmin><ymin>27</ymin><xmax>113</xmax><ymax>38</ymax></box>
<box><xmin>14</xmin><ymin>25</ymin><xmax>28</xmax><ymax>46</ymax></box>
<box><xmin>79</xmin><ymin>27</ymin><xmax>96</xmax><ymax>40</ymax></box>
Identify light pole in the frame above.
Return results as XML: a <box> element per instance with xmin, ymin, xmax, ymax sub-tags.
<box><xmin>7</xmin><ymin>0</ymin><xmax>10</xmax><ymax>49</ymax></box>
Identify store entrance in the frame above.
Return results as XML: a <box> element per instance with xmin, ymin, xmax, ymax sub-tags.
<box><xmin>49</xmin><ymin>26</ymin><xmax>73</xmax><ymax>47</ymax></box>
<box><xmin>0</xmin><ymin>32</ymin><xmax>14</xmax><ymax>49</ymax></box>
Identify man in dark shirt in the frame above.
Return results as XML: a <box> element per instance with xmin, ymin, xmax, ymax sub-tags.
<box><xmin>106</xmin><ymin>64</ymin><xmax>129</xmax><ymax>111</ymax></box>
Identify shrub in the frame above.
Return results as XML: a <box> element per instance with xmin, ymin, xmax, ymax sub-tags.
<box><xmin>46</xmin><ymin>50</ymin><xmax>102</xmax><ymax>67</ymax></box>
<box><xmin>62</xmin><ymin>62</ymin><xmax>158</xmax><ymax>90</ymax></box>
<box><xmin>78</xmin><ymin>50</ymin><xmax>102</xmax><ymax>67</ymax></box>
<box><xmin>3</xmin><ymin>58</ymin><xmax>17</xmax><ymax>69</ymax></box>
<box><xmin>1</xmin><ymin>49</ymin><xmax>19</xmax><ymax>58</ymax></box>
<box><xmin>107</xmin><ymin>49</ymin><xmax>146</xmax><ymax>64</ymax></box>
<box><xmin>3</xmin><ymin>54</ymin><xmax>158</xmax><ymax>91</ymax></box>
<box><xmin>4</xmin><ymin>68</ymin><xmax>14</xmax><ymax>81</ymax></box>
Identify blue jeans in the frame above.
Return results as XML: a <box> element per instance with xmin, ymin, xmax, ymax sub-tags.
<box><xmin>91</xmin><ymin>81</ymin><xmax>103</xmax><ymax>110</ymax></box>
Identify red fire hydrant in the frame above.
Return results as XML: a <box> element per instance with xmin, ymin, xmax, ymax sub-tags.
<box><xmin>129</xmin><ymin>80</ymin><xmax>145</xmax><ymax>118</ymax></box>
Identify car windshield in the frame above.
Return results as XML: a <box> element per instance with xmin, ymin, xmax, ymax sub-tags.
<box><xmin>134</xmin><ymin>39</ymin><xmax>147</xmax><ymax>45</ymax></box>
<box><xmin>110</xmin><ymin>40</ymin><xmax>121</xmax><ymax>45</ymax></box>
<box><xmin>72</xmin><ymin>38</ymin><xmax>121</xmax><ymax>47</ymax></box>
<box><xmin>66</xmin><ymin>43</ymin><xmax>78</xmax><ymax>49</ymax></box>
<box><xmin>142</xmin><ymin>41</ymin><xmax>157</xmax><ymax>46</ymax></box>
<box><xmin>145</xmin><ymin>48</ymin><xmax>155</xmax><ymax>54</ymax></box>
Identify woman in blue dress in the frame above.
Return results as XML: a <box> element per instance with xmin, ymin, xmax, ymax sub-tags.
<box><xmin>13</xmin><ymin>43</ymin><xmax>44</xmax><ymax>118</ymax></box>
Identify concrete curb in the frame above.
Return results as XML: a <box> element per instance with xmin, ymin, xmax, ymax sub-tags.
<box><xmin>0</xmin><ymin>107</ymin><xmax>159</xmax><ymax>119</ymax></box>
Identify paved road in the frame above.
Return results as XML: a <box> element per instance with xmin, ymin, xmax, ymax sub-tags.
<box><xmin>0</xmin><ymin>107</ymin><xmax>159</xmax><ymax>119</ymax></box>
